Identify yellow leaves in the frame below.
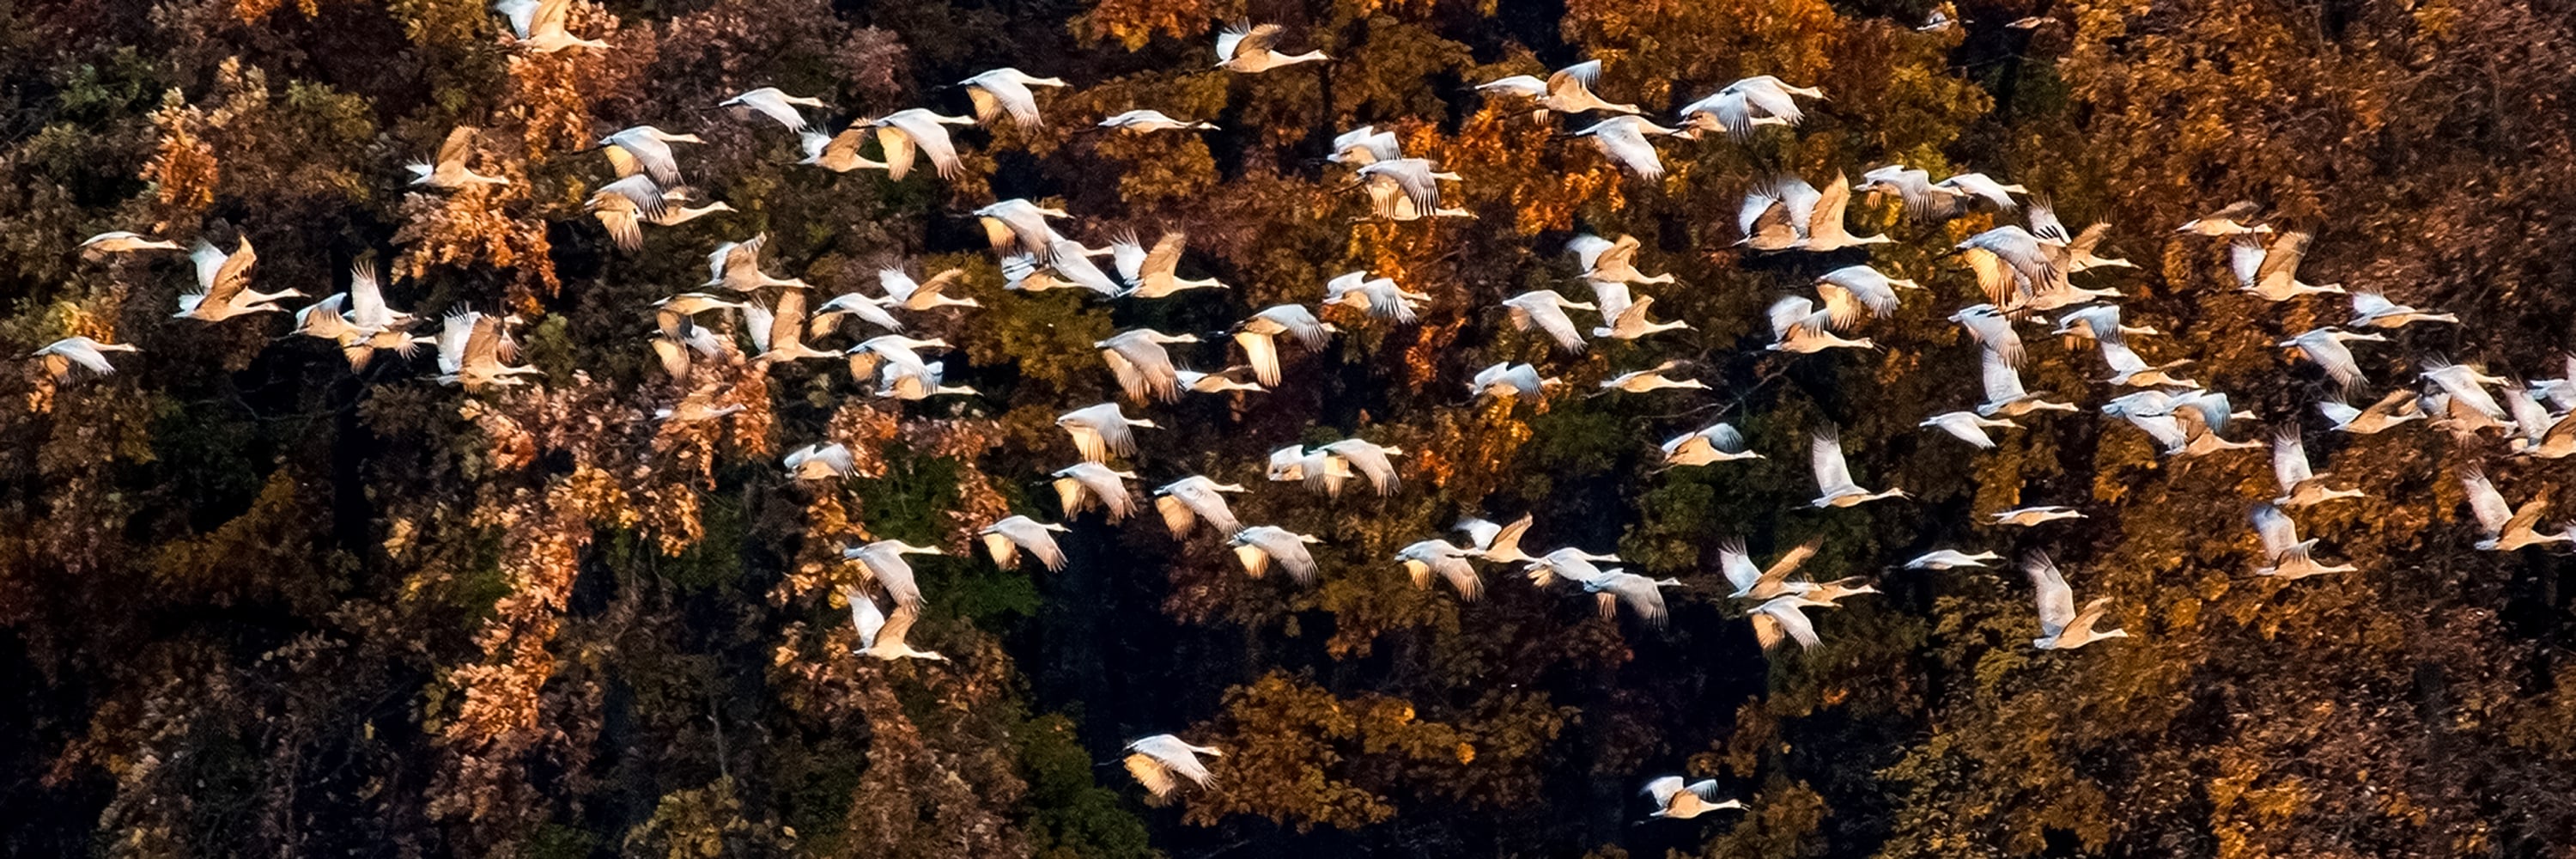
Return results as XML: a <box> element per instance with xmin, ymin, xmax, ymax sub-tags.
<box><xmin>142</xmin><ymin>92</ymin><xmax>217</xmax><ymax>211</ymax></box>
<box><xmin>232</xmin><ymin>0</ymin><xmax>320</xmax><ymax>21</ymax></box>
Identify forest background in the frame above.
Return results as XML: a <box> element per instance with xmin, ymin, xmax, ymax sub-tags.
<box><xmin>4</xmin><ymin>0</ymin><xmax>2576</xmax><ymax>856</ymax></box>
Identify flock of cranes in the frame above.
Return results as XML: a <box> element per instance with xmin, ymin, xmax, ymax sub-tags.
<box><xmin>30</xmin><ymin>5</ymin><xmax>2576</xmax><ymax>827</ymax></box>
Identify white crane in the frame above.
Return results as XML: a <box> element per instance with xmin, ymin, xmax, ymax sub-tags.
<box><xmin>29</xmin><ymin>336</ymin><xmax>138</xmax><ymax>381</ymax></box>
<box><xmin>1522</xmin><ymin>546</ymin><xmax>1621</xmax><ymax>587</ymax></box>
<box><xmin>1814</xmin><ymin>265</ymin><xmax>1920</xmax><ymax>329</ymax></box>
<box><xmin>1153</xmin><ymin>476</ymin><xmax>1247</xmax><ymax>538</ymax></box>
<box><xmin>974</xmin><ymin>199</ymin><xmax>1072</xmax><ymax>258</ymax></box>
<box><xmin>1765</xmin><ymin>296</ymin><xmax>1876</xmax><ymax>353</ymax></box>
<box><xmin>1662</xmin><ymin>422</ymin><xmax>1761</xmax><ymax>467</ymax></box>
<box><xmin>866</xmin><ymin>108</ymin><xmax>976</xmax><ymax>180</ymax></box>
<box><xmin>598</xmin><ymin>125</ymin><xmax>702</xmax><ymax>186</ymax></box>
<box><xmin>1230</xmin><ymin>526</ymin><xmax>1323</xmax><ymax>584</ymax></box>
<box><xmin>1904</xmin><ymin>549</ymin><xmax>2002</xmax><ymax>570</ymax></box>
<box><xmin>1322</xmin><ymin>271</ymin><xmax>1430</xmax><ymax>324</ymax></box>
<box><xmin>2250</xmin><ymin>503</ymin><xmax>2355</xmax><ymax>580</ymax></box>
<box><xmin>1395</xmin><ymin>539</ymin><xmax>1485</xmax><ymax>600</ymax></box>
<box><xmin>1353</xmin><ymin>158</ymin><xmax>1464</xmax><ymax>222</ymax></box>
<box><xmin>1309</xmin><ymin>438</ymin><xmax>1402</xmax><ymax>497</ymax></box>
<box><xmin>959</xmin><ymin>68</ymin><xmax>1067</xmax><ymax>127</ymax></box>
<box><xmin>2231</xmin><ymin>231</ymin><xmax>2342</xmax><ymax>301</ymax></box>
<box><xmin>2537</xmin><ymin>356</ymin><xmax>2576</xmax><ymax>411</ymax></box>
<box><xmin>1643</xmin><ymin>777</ymin><xmax>1747</xmax><ymax>819</ymax></box>
<box><xmin>1056</xmin><ymin>402</ymin><xmax>1158</xmax><ymax>463</ymax></box>
<box><xmin>1585</xmin><ymin>572</ymin><xmax>1683</xmax><ymax>627</ymax></box>
<box><xmin>1327</xmin><ymin>125</ymin><xmax>1401</xmax><ymax>166</ymax></box>
<box><xmin>2024</xmin><ymin>201</ymin><xmax>2134</xmax><ymax>271</ymax></box>
<box><xmin>78</xmin><ymin>231</ymin><xmax>183</xmax><ymax>257</ymax></box>
<box><xmin>1455</xmin><ymin>515</ymin><xmax>1534</xmax><ymax>564</ymax></box>
<box><xmin>1600</xmin><ymin>361</ymin><xmax>1707</xmax><ymax>393</ymax></box>
<box><xmin>811</xmin><ymin>290</ymin><xmax>908</xmax><ymax>337</ymax></box>
<box><xmin>978</xmin><ymin>515</ymin><xmax>1070</xmax><ymax>571</ymax></box>
<box><xmin>2460</xmin><ymin>468</ymin><xmax>2570</xmax><ymax>551</ymax></box>
<box><xmin>407</xmin><ymin>126</ymin><xmax>507</xmax><ymax>188</ymax></box>
<box><xmin>2051</xmin><ymin>305</ymin><xmax>2160</xmax><ymax>342</ymax></box>
<box><xmin>1476</xmin><ymin>60</ymin><xmax>1638</xmax><ymax>118</ymax></box>
<box><xmin>1111</xmin><ymin>232</ymin><xmax>1225</xmax><ymax>298</ymax></box>
<box><xmin>586</xmin><ymin>175</ymin><xmax>673</xmax><ymax>252</ymax></box>
<box><xmin>1990</xmin><ymin>505</ymin><xmax>2084</xmax><ymax>527</ymax></box>
<box><xmin>1737</xmin><ymin>177</ymin><xmax>1820</xmax><ymax>252</ymax></box>
<box><xmin>842</xmin><ymin>587</ymin><xmax>946</xmax><ymax>661</ymax></box>
<box><xmin>654</xmin><ymin>385</ymin><xmax>744</xmax><ymax>423</ymax></box>
<box><xmin>1232</xmin><ymin>304</ymin><xmax>1336</xmax><ymax>387</ymax></box>
<box><xmin>2347</xmin><ymin>289</ymin><xmax>2456</xmax><ymax>329</ymax></box>
<box><xmin>1809</xmin><ymin>427</ymin><xmax>1906</xmax><ymax>508</ymax></box>
<box><xmin>2178</xmin><ymin>201</ymin><xmax>2273</xmax><ymax>236</ymax></box>
<box><xmin>2024</xmin><ymin>551</ymin><xmax>2128</xmax><ymax>650</ymax></box>
<box><xmin>2506</xmin><ymin>387</ymin><xmax>2576</xmax><ymax>459</ymax></box>
<box><xmin>2421</xmin><ymin>360</ymin><xmax>2512</xmax><ymax>429</ymax></box>
<box><xmin>1677</xmin><ymin>76</ymin><xmax>1822</xmax><ymax>139</ymax></box>
<box><xmin>1955</xmin><ymin>226</ymin><xmax>2066</xmax><ymax>309</ymax></box>
<box><xmin>1502</xmin><ymin>289</ymin><xmax>1595</xmax><ymax>353</ymax></box>
<box><xmin>2318</xmin><ymin>388</ymin><xmax>2425</xmax><ymax>434</ymax></box>
<box><xmin>1265</xmin><ymin>444</ymin><xmax>1354</xmax><ymax>496</ymax></box>
<box><xmin>842</xmin><ymin>539</ymin><xmax>940</xmax><ymax>612</ymax></box>
<box><xmin>1948</xmin><ymin>304</ymin><xmax>2026</xmax><ymax>368</ymax></box>
<box><xmin>2269</xmin><ymin>430</ymin><xmax>2364</xmax><ymax>507</ymax></box>
<box><xmin>1176</xmin><ymin>368</ymin><xmax>1264</xmax><ymax>395</ymax></box>
<box><xmin>1720</xmin><ymin>537</ymin><xmax>1821</xmax><ymax>600</ymax></box>
<box><xmin>1978</xmin><ymin>347</ymin><xmax>2078</xmax><ymax>417</ymax></box>
<box><xmin>1749</xmin><ymin>594</ymin><xmax>1829</xmax><ymax>652</ymax></box>
<box><xmin>1795</xmin><ymin>174</ymin><xmax>1892</xmax><ymax>251</ymax></box>
<box><xmin>342</xmin><ymin>259</ymin><xmax>427</xmax><ymax>370</ymax></box>
<box><xmin>434</xmin><ymin>310</ymin><xmax>541</xmax><ymax>391</ymax></box>
<box><xmin>1571</xmin><ymin>116</ymin><xmax>1682</xmax><ymax>180</ymax></box>
<box><xmin>1567</xmin><ymin>234</ymin><xmax>1672</xmax><ymax>285</ymax></box>
<box><xmin>1097</xmin><ymin>329</ymin><xmax>1200</xmax><ymax>403</ymax></box>
<box><xmin>1804</xmin><ymin>577</ymin><xmax>1880</xmax><ymax>606</ymax></box>
<box><xmin>1920</xmin><ymin>411</ymin><xmax>2020</xmax><ymax>448</ymax></box>
<box><xmin>1856</xmin><ymin>165</ymin><xmax>1970</xmax><ymax>220</ymax></box>
<box><xmin>1214</xmin><ymin>22</ymin><xmax>1328</xmax><ymax>72</ymax></box>
<box><xmin>178</xmin><ymin>238</ymin><xmax>300</xmax><ymax>321</ymax></box>
<box><xmin>783</xmin><ymin>442</ymin><xmax>855</xmax><ymax>481</ymax></box>
<box><xmin>2095</xmin><ymin>334</ymin><xmax>2198</xmax><ymax>387</ymax></box>
<box><xmin>702</xmin><ymin>234</ymin><xmax>810</xmax><ymax>292</ymax></box>
<box><xmin>1471</xmin><ymin>362</ymin><xmax>1560</xmax><ymax>402</ymax></box>
<box><xmin>718</xmin><ymin>88</ymin><xmax>828</xmax><ymax>132</ymax></box>
<box><xmin>291</xmin><ymin>294</ymin><xmax>380</xmax><ymax>367</ymax></box>
<box><xmin>875</xmin><ymin>267</ymin><xmax>980</xmax><ymax>311</ymax></box>
<box><xmin>1097</xmin><ymin>109</ymin><xmax>1218</xmax><ymax>132</ymax></box>
<box><xmin>1052</xmin><ymin>462</ymin><xmax>1139</xmax><ymax>522</ymax></box>
<box><xmin>798</xmin><ymin>128</ymin><xmax>892</xmax><ymax>174</ymax></box>
<box><xmin>877</xmin><ymin>359</ymin><xmax>979</xmax><ymax>400</ymax></box>
<box><xmin>742</xmin><ymin>289</ymin><xmax>836</xmax><ymax>366</ymax></box>
<box><xmin>1123</xmin><ymin>734</ymin><xmax>1220</xmax><ymax>796</ymax></box>
<box><xmin>1932</xmin><ymin>173</ymin><xmax>2025</xmax><ymax>210</ymax></box>
<box><xmin>1593</xmin><ymin>296</ymin><xmax>1691</xmax><ymax>341</ymax></box>
<box><xmin>2287</xmin><ymin>325</ymin><xmax>2380</xmax><ymax>387</ymax></box>
<box><xmin>493</xmin><ymin>0</ymin><xmax>606</xmax><ymax>52</ymax></box>
<box><xmin>843</xmin><ymin>334</ymin><xmax>947</xmax><ymax>383</ymax></box>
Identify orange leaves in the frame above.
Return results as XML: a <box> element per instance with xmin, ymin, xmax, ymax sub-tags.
<box><xmin>392</xmin><ymin>187</ymin><xmax>561</xmax><ymax>298</ymax></box>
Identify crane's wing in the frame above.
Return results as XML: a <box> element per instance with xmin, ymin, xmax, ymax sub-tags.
<box><xmin>2023</xmin><ymin>552</ymin><xmax>2075</xmax><ymax>636</ymax></box>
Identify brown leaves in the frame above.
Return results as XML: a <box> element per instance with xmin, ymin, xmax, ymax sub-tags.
<box><xmin>1073</xmin><ymin>0</ymin><xmax>1216</xmax><ymax>51</ymax></box>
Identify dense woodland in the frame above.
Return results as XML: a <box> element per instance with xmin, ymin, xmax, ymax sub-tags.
<box><xmin>7</xmin><ymin>0</ymin><xmax>2576</xmax><ymax>855</ymax></box>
